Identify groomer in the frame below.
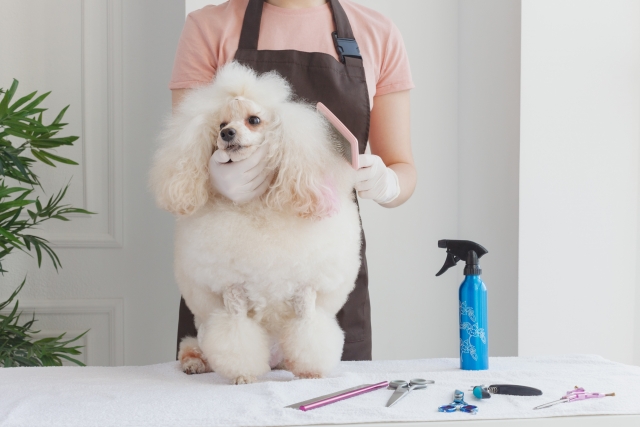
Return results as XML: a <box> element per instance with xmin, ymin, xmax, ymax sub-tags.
<box><xmin>170</xmin><ymin>0</ymin><xmax>416</xmax><ymax>361</ymax></box>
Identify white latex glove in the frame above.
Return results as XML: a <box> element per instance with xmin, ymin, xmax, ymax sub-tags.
<box><xmin>208</xmin><ymin>143</ymin><xmax>273</xmax><ymax>204</ymax></box>
<box><xmin>355</xmin><ymin>154</ymin><xmax>400</xmax><ymax>205</ymax></box>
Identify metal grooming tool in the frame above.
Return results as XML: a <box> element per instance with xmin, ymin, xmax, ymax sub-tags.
<box><xmin>534</xmin><ymin>386</ymin><xmax>615</xmax><ymax>410</ymax></box>
<box><xmin>286</xmin><ymin>381</ymin><xmax>389</xmax><ymax>411</ymax></box>
<box><xmin>385</xmin><ymin>378</ymin><xmax>434</xmax><ymax>407</ymax></box>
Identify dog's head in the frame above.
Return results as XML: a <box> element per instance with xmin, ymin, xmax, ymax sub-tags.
<box><xmin>151</xmin><ymin>62</ymin><xmax>351</xmax><ymax>218</ymax></box>
<box><xmin>210</xmin><ymin>63</ymin><xmax>291</xmax><ymax>163</ymax></box>
<box><xmin>215</xmin><ymin>96</ymin><xmax>266</xmax><ymax>161</ymax></box>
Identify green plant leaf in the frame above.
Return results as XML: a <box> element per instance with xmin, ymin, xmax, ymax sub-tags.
<box><xmin>0</xmin><ymin>226</ymin><xmax>23</xmax><ymax>246</ymax></box>
<box><xmin>28</xmin><ymin>141</ymin><xmax>66</xmax><ymax>149</ymax></box>
<box><xmin>56</xmin><ymin>354</ymin><xmax>86</xmax><ymax>367</ymax></box>
<box><xmin>0</xmin><ymin>200</ymin><xmax>34</xmax><ymax>212</ymax></box>
<box><xmin>38</xmin><ymin>150</ymin><xmax>78</xmax><ymax>165</ymax></box>
<box><xmin>30</xmin><ymin>149</ymin><xmax>55</xmax><ymax>167</ymax></box>
<box><xmin>2</xmin><ymin>127</ymin><xmax>32</xmax><ymax>140</ymax></box>
<box><xmin>19</xmin><ymin>91</ymin><xmax>51</xmax><ymax>114</ymax></box>
<box><xmin>33</xmin><ymin>239</ymin><xmax>42</xmax><ymax>267</ymax></box>
<box><xmin>1</xmin><ymin>81</ymin><xmax>91</xmax><ymax>369</ymax></box>
<box><xmin>0</xmin><ymin>278</ymin><xmax>24</xmax><ymax>311</ymax></box>
<box><xmin>52</xmin><ymin>105</ymin><xmax>69</xmax><ymax>125</ymax></box>
<box><xmin>7</xmin><ymin>90</ymin><xmax>36</xmax><ymax>113</ymax></box>
<box><xmin>0</xmin><ymin>186</ymin><xmax>30</xmax><ymax>198</ymax></box>
<box><xmin>0</xmin><ymin>79</ymin><xmax>19</xmax><ymax>117</ymax></box>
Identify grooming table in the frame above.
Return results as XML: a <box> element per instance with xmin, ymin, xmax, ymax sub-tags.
<box><xmin>0</xmin><ymin>355</ymin><xmax>638</xmax><ymax>427</ymax></box>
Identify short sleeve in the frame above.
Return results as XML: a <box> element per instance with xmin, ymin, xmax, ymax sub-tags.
<box><xmin>169</xmin><ymin>14</ymin><xmax>217</xmax><ymax>90</ymax></box>
<box><xmin>375</xmin><ymin>21</ymin><xmax>414</xmax><ymax>97</ymax></box>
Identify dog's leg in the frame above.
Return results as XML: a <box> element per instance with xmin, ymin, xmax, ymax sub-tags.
<box><xmin>178</xmin><ymin>336</ymin><xmax>212</xmax><ymax>374</ymax></box>
<box><xmin>281</xmin><ymin>287</ymin><xmax>344</xmax><ymax>379</ymax></box>
<box><xmin>199</xmin><ymin>285</ymin><xmax>270</xmax><ymax>384</ymax></box>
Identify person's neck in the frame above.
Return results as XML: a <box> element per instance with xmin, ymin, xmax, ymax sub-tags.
<box><xmin>265</xmin><ymin>0</ymin><xmax>328</xmax><ymax>9</ymax></box>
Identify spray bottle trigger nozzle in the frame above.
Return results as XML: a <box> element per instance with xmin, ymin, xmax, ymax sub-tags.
<box><xmin>436</xmin><ymin>252</ymin><xmax>460</xmax><ymax>276</ymax></box>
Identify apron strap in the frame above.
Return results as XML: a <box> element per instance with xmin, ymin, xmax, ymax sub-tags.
<box><xmin>238</xmin><ymin>0</ymin><xmax>360</xmax><ymax>63</ymax></box>
<box><xmin>238</xmin><ymin>0</ymin><xmax>264</xmax><ymax>50</ymax></box>
<box><xmin>328</xmin><ymin>0</ymin><xmax>355</xmax><ymax>39</ymax></box>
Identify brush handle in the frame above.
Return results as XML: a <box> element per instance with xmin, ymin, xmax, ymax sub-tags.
<box><xmin>299</xmin><ymin>381</ymin><xmax>389</xmax><ymax>411</ymax></box>
<box><xmin>489</xmin><ymin>384</ymin><xmax>542</xmax><ymax>396</ymax></box>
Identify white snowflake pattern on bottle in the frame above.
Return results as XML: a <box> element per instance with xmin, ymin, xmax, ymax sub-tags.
<box><xmin>460</xmin><ymin>301</ymin><xmax>486</xmax><ymax>361</ymax></box>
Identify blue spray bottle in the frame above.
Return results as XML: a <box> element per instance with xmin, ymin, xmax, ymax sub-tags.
<box><xmin>436</xmin><ymin>240</ymin><xmax>489</xmax><ymax>370</ymax></box>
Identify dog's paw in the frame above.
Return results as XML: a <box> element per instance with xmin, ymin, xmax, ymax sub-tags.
<box><xmin>182</xmin><ymin>356</ymin><xmax>209</xmax><ymax>375</ymax></box>
<box><xmin>284</xmin><ymin>359</ymin><xmax>322</xmax><ymax>379</ymax></box>
<box><xmin>233</xmin><ymin>375</ymin><xmax>257</xmax><ymax>385</ymax></box>
<box><xmin>178</xmin><ymin>336</ymin><xmax>211</xmax><ymax>375</ymax></box>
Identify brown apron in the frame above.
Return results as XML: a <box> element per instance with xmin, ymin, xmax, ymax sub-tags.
<box><xmin>177</xmin><ymin>0</ymin><xmax>372</xmax><ymax>361</ymax></box>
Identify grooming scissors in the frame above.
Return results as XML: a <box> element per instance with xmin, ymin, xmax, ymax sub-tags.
<box><xmin>533</xmin><ymin>386</ymin><xmax>615</xmax><ymax>410</ymax></box>
<box><xmin>385</xmin><ymin>378</ymin><xmax>434</xmax><ymax>407</ymax></box>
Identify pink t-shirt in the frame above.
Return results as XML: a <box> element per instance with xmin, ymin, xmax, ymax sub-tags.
<box><xmin>169</xmin><ymin>0</ymin><xmax>414</xmax><ymax>106</ymax></box>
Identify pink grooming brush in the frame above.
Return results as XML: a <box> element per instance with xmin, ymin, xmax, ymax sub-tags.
<box><xmin>317</xmin><ymin>102</ymin><xmax>359</xmax><ymax>170</ymax></box>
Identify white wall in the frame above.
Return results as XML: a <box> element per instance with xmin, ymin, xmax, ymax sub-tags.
<box><xmin>458</xmin><ymin>0</ymin><xmax>521</xmax><ymax>357</ymax></box>
<box><xmin>519</xmin><ymin>0</ymin><xmax>640</xmax><ymax>364</ymax></box>
<box><xmin>187</xmin><ymin>0</ymin><xmax>222</xmax><ymax>11</ymax></box>
<box><xmin>0</xmin><ymin>0</ymin><xmax>186</xmax><ymax>366</ymax></box>
<box><xmin>637</xmin><ymin>175</ymin><xmax>640</xmax><ymax>365</ymax></box>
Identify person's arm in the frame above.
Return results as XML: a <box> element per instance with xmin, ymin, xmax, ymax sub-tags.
<box><xmin>365</xmin><ymin>89</ymin><xmax>416</xmax><ymax>208</ymax></box>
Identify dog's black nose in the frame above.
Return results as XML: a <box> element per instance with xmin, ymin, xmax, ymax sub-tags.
<box><xmin>220</xmin><ymin>128</ymin><xmax>236</xmax><ymax>142</ymax></box>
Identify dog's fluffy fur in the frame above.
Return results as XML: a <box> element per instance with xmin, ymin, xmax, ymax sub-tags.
<box><xmin>150</xmin><ymin>62</ymin><xmax>361</xmax><ymax>384</ymax></box>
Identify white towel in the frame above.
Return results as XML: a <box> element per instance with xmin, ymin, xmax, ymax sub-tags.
<box><xmin>0</xmin><ymin>355</ymin><xmax>639</xmax><ymax>426</ymax></box>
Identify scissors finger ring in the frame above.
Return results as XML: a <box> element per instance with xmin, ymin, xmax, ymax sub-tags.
<box><xmin>389</xmin><ymin>378</ymin><xmax>434</xmax><ymax>390</ymax></box>
<box><xmin>386</xmin><ymin>378</ymin><xmax>435</xmax><ymax>407</ymax></box>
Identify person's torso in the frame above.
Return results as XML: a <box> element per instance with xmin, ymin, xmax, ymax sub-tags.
<box><xmin>180</xmin><ymin>0</ymin><xmax>401</xmax><ymax>106</ymax></box>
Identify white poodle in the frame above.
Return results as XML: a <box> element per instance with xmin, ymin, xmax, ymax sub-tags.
<box><xmin>150</xmin><ymin>62</ymin><xmax>361</xmax><ymax>384</ymax></box>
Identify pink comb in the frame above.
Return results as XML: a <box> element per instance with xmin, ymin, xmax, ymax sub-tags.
<box><xmin>317</xmin><ymin>102</ymin><xmax>359</xmax><ymax>170</ymax></box>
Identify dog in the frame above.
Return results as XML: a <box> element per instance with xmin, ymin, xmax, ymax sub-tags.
<box><xmin>150</xmin><ymin>62</ymin><xmax>361</xmax><ymax>384</ymax></box>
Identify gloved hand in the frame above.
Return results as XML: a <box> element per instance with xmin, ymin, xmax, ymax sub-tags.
<box><xmin>208</xmin><ymin>143</ymin><xmax>273</xmax><ymax>204</ymax></box>
<box><xmin>355</xmin><ymin>154</ymin><xmax>400</xmax><ymax>205</ymax></box>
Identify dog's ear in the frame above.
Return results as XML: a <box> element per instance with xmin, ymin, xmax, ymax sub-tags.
<box><xmin>264</xmin><ymin>103</ymin><xmax>341</xmax><ymax>220</ymax></box>
<box><xmin>150</xmin><ymin>111</ymin><xmax>214</xmax><ymax>216</ymax></box>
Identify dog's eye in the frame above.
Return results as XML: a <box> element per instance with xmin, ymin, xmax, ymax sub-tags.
<box><xmin>248</xmin><ymin>116</ymin><xmax>261</xmax><ymax>125</ymax></box>
<box><xmin>219</xmin><ymin>123</ymin><xmax>227</xmax><ymax>130</ymax></box>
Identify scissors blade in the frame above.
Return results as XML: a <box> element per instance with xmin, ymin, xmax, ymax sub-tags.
<box><xmin>386</xmin><ymin>387</ymin><xmax>408</xmax><ymax>407</ymax></box>
<box><xmin>533</xmin><ymin>398</ymin><xmax>568</xmax><ymax>410</ymax></box>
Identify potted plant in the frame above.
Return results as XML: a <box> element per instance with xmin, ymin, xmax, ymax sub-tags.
<box><xmin>0</xmin><ymin>79</ymin><xmax>91</xmax><ymax>367</ymax></box>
